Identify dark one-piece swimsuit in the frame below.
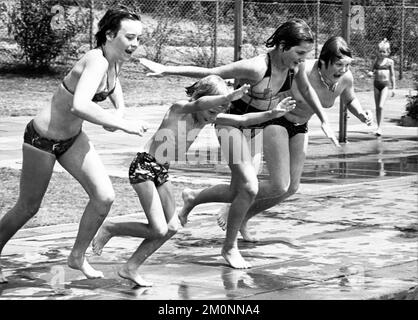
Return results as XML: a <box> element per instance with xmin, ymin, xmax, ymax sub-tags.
<box><xmin>224</xmin><ymin>53</ymin><xmax>308</xmax><ymax>139</ymax></box>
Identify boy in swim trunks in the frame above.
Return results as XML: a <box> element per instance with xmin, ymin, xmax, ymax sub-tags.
<box><xmin>92</xmin><ymin>75</ymin><xmax>296</xmax><ymax>286</ymax></box>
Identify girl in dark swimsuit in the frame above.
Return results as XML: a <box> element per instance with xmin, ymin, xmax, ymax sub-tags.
<box><xmin>140</xmin><ymin>19</ymin><xmax>337</xmax><ymax>269</ymax></box>
<box><xmin>0</xmin><ymin>7</ymin><xmax>146</xmax><ymax>283</ymax></box>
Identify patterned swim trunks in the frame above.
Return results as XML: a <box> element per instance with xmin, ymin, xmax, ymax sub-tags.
<box><xmin>128</xmin><ymin>152</ymin><xmax>169</xmax><ymax>187</ymax></box>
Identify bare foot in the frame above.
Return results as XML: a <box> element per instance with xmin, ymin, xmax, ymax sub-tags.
<box><xmin>67</xmin><ymin>255</ymin><xmax>104</xmax><ymax>279</ymax></box>
<box><xmin>92</xmin><ymin>225</ymin><xmax>112</xmax><ymax>256</ymax></box>
<box><xmin>221</xmin><ymin>247</ymin><xmax>251</xmax><ymax>269</ymax></box>
<box><xmin>0</xmin><ymin>268</ymin><xmax>8</xmax><ymax>284</ymax></box>
<box><xmin>118</xmin><ymin>265</ymin><xmax>153</xmax><ymax>287</ymax></box>
<box><xmin>217</xmin><ymin>207</ymin><xmax>257</xmax><ymax>242</ymax></box>
<box><xmin>216</xmin><ymin>204</ymin><xmax>230</xmax><ymax>231</ymax></box>
<box><xmin>178</xmin><ymin>188</ymin><xmax>197</xmax><ymax>227</ymax></box>
<box><xmin>239</xmin><ymin>222</ymin><xmax>258</xmax><ymax>242</ymax></box>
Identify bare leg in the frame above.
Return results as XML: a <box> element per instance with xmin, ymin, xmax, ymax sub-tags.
<box><xmin>218</xmin><ymin>126</ymin><xmax>258</xmax><ymax>269</ymax></box>
<box><xmin>95</xmin><ymin>181</ymin><xmax>178</xmax><ymax>286</ymax></box>
<box><xmin>218</xmin><ymin>130</ymin><xmax>308</xmax><ymax>241</ymax></box>
<box><xmin>0</xmin><ymin>144</ymin><xmax>55</xmax><ymax>283</ymax></box>
<box><xmin>121</xmin><ymin>182</ymin><xmax>178</xmax><ymax>286</ymax></box>
<box><xmin>59</xmin><ymin>133</ymin><xmax>115</xmax><ymax>279</ymax></box>
<box><xmin>179</xmin><ymin>185</ymin><xmax>231</xmax><ymax>226</ymax></box>
<box><xmin>374</xmin><ymin>86</ymin><xmax>389</xmax><ymax>135</ymax></box>
<box><xmin>216</xmin><ymin>150</ymin><xmax>262</xmax><ymax>237</ymax></box>
<box><xmin>179</xmin><ymin>132</ymin><xmax>262</xmax><ymax>227</ymax></box>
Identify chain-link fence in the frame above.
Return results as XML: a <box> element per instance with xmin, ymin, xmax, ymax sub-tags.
<box><xmin>0</xmin><ymin>0</ymin><xmax>417</xmax><ymax>76</ymax></box>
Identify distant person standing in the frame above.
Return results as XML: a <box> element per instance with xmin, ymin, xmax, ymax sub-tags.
<box><xmin>371</xmin><ymin>38</ymin><xmax>396</xmax><ymax>136</ymax></box>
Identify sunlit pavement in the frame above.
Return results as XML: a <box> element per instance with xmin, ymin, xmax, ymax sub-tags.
<box><xmin>0</xmin><ymin>90</ymin><xmax>417</xmax><ymax>300</ymax></box>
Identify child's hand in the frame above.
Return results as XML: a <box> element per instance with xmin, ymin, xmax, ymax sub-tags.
<box><xmin>122</xmin><ymin>120</ymin><xmax>148</xmax><ymax>136</ymax></box>
<box><xmin>227</xmin><ymin>84</ymin><xmax>250</xmax><ymax>102</ymax></box>
<box><xmin>139</xmin><ymin>58</ymin><xmax>165</xmax><ymax>77</ymax></box>
<box><xmin>362</xmin><ymin>110</ymin><xmax>374</xmax><ymax>126</ymax></box>
<box><xmin>321</xmin><ymin>122</ymin><xmax>341</xmax><ymax>147</ymax></box>
<box><xmin>273</xmin><ymin>96</ymin><xmax>296</xmax><ymax>115</ymax></box>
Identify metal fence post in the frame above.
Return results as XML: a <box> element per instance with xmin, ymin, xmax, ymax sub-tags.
<box><xmin>214</xmin><ymin>0</ymin><xmax>219</xmax><ymax>67</ymax></box>
<box><xmin>315</xmin><ymin>0</ymin><xmax>320</xmax><ymax>59</ymax></box>
<box><xmin>89</xmin><ymin>0</ymin><xmax>94</xmax><ymax>49</ymax></box>
<box><xmin>339</xmin><ymin>0</ymin><xmax>351</xmax><ymax>144</ymax></box>
<box><xmin>400</xmin><ymin>0</ymin><xmax>405</xmax><ymax>80</ymax></box>
<box><xmin>234</xmin><ymin>0</ymin><xmax>243</xmax><ymax>62</ymax></box>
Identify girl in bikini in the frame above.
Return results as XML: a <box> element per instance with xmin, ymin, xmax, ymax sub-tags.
<box><xmin>371</xmin><ymin>38</ymin><xmax>396</xmax><ymax>136</ymax></box>
<box><xmin>140</xmin><ymin>19</ymin><xmax>338</xmax><ymax>269</ymax></box>
<box><xmin>0</xmin><ymin>6</ymin><xmax>146</xmax><ymax>283</ymax></box>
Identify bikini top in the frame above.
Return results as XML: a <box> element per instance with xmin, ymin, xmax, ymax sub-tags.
<box><xmin>238</xmin><ymin>53</ymin><xmax>294</xmax><ymax>111</ymax></box>
<box><xmin>373</xmin><ymin>60</ymin><xmax>391</xmax><ymax>71</ymax></box>
<box><xmin>62</xmin><ymin>48</ymin><xmax>118</xmax><ymax>103</ymax></box>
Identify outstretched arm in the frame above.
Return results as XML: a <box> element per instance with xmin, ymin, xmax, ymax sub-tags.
<box><xmin>341</xmin><ymin>73</ymin><xmax>373</xmax><ymax>126</ymax></box>
<box><xmin>216</xmin><ymin>97</ymin><xmax>296</xmax><ymax>128</ymax></box>
<box><xmin>175</xmin><ymin>84</ymin><xmax>251</xmax><ymax>113</ymax></box>
<box><xmin>295</xmin><ymin>63</ymin><xmax>340</xmax><ymax>146</ymax></box>
<box><xmin>139</xmin><ymin>57</ymin><xmax>261</xmax><ymax>83</ymax></box>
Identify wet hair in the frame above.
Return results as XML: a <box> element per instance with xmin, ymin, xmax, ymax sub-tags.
<box><xmin>318</xmin><ymin>36</ymin><xmax>352</xmax><ymax>68</ymax></box>
<box><xmin>95</xmin><ymin>6</ymin><xmax>141</xmax><ymax>47</ymax></box>
<box><xmin>185</xmin><ymin>75</ymin><xmax>230</xmax><ymax>101</ymax></box>
<box><xmin>266</xmin><ymin>18</ymin><xmax>314</xmax><ymax>51</ymax></box>
<box><xmin>378</xmin><ymin>38</ymin><xmax>390</xmax><ymax>52</ymax></box>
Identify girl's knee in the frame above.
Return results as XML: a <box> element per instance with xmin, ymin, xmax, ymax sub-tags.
<box><xmin>16</xmin><ymin>199</ymin><xmax>41</xmax><ymax>219</ymax></box>
<box><xmin>151</xmin><ymin>225</ymin><xmax>168</xmax><ymax>238</ymax></box>
<box><xmin>269</xmin><ymin>183</ymin><xmax>289</xmax><ymax>197</ymax></box>
<box><xmin>91</xmin><ymin>189</ymin><xmax>115</xmax><ymax>209</ymax></box>
<box><xmin>167</xmin><ymin>219</ymin><xmax>179</xmax><ymax>236</ymax></box>
<box><xmin>241</xmin><ymin>181</ymin><xmax>258</xmax><ymax>200</ymax></box>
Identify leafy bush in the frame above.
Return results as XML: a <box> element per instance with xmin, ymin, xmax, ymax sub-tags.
<box><xmin>8</xmin><ymin>0</ymin><xmax>82</xmax><ymax>70</ymax></box>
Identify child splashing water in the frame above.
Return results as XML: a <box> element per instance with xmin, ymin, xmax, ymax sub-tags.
<box><xmin>92</xmin><ymin>75</ymin><xmax>296</xmax><ymax>284</ymax></box>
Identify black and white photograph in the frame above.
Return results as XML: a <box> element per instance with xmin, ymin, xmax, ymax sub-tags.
<box><xmin>0</xmin><ymin>0</ymin><xmax>416</xmax><ymax>309</ymax></box>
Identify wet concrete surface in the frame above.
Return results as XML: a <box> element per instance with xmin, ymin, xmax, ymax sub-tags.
<box><xmin>0</xmin><ymin>90</ymin><xmax>417</xmax><ymax>300</ymax></box>
<box><xmin>0</xmin><ymin>175</ymin><xmax>417</xmax><ymax>300</ymax></box>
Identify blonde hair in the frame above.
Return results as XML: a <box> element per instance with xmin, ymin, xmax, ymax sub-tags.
<box><xmin>378</xmin><ymin>38</ymin><xmax>390</xmax><ymax>52</ymax></box>
<box><xmin>185</xmin><ymin>75</ymin><xmax>230</xmax><ymax>100</ymax></box>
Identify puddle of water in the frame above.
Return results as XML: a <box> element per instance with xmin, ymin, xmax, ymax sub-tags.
<box><xmin>113</xmin><ymin>146</ymin><xmax>418</xmax><ymax>185</ymax></box>
<box><xmin>301</xmin><ymin>154</ymin><xmax>418</xmax><ymax>183</ymax></box>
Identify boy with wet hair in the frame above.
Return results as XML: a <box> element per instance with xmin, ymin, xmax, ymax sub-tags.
<box><xmin>92</xmin><ymin>75</ymin><xmax>295</xmax><ymax>285</ymax></box>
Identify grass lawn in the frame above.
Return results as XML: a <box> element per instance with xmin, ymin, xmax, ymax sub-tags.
<box><xmin>0</xmin><ymin>167</ymin><xmax>213</xmax><ymax>228</ymax></box>
<box><xmin>0</xmin><ymin>58</ymin><xmax>415</xmax><ymax>117</ymax></box>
